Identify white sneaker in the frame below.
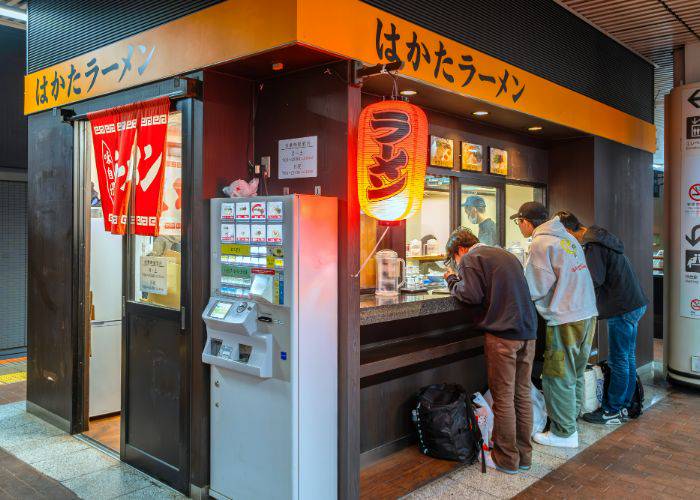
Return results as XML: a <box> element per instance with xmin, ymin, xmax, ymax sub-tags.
<box><xmin>533</xmin><ymin>431</ymin><xmax>579</xmax><ymax>448</ymax></box>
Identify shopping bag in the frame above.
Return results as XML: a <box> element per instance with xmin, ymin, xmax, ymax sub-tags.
<box><xmin>471</xmin><ymin>392</ymin><xmax>494</xmax><ymax>448</ymax></box>
<box><xmin>530</xmin><ymin>384</ymin><xmax>547</xmax><ymax>437</ymax></box>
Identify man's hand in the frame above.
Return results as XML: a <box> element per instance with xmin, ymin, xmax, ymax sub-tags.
<box><xmin>444</xmin><ymin>266</ymin><xmax>456</xmax><ymax>280</ymax></box>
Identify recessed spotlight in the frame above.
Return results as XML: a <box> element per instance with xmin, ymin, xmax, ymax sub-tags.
<box><xmin>272</xmin><ymin>62</ymin><xmax>284</xmax><ymax>71</ymax></box>
<box><xmin>528</xmin><ymin>126</ymin><xmax>543</xmax><ymax>131</ymax></box>
<box><xmin>472</xmin><ymin>111</ymin><xmax>489</xmax><ymax>117</ymax></box>
<box><xmin>400</xmin><ymin>90</ymin><xmax>418</xmax><ymax>96</ymax></box>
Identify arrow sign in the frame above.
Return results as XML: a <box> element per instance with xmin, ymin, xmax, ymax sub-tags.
<box><xmin>686</xmin><ymin>224</ymin><xmax>700</xmax><ymax>246</ymax></box>
<box><xmin>689</xmin><ymin>89</ymin><xmax>700</xmax><ymax>109</ymax></box>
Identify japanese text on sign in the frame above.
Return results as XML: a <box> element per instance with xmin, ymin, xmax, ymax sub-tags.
<box><xmin>278</xmin><ymin>136</ymin><xmax>318</xmax><ymax>179</ymax></box>
<box><xmin>374</xmin><ymin>18</ymin><xmax>526</xmax><ymax>104</ymax></box>
<box><xmin>140</xmin><ymin>256</ymin><xmax>168</xmax><ymax>295</ymax></box>
<box><xmin>34</xmin><ymin>44</ymin><xmax>156</xmax><ymax>108</ymax></box>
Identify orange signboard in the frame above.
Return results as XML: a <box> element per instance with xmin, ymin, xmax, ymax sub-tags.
<box><xmin>297</xmin><ymin>0</ymin><xmax>655</xmax><ymax>153</ymax></box>
<box><xmin>24</xmin><ymin>0</ymin><xmax>655</xmax><ymax>153</ymax></box>
<box><xmin>24</xmin><ymin>0</ymin><xmax>296</xmax><ymax>115</ymax></box>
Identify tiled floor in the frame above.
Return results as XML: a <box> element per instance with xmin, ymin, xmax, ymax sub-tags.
<box><xmin>0</xmin><ymin>401</ymin><xmax>185</xmax><ymax>499</ymax></box>
<box><xmin>404</xmin><ymin>368</ymin><xmax>672</xmax><ymax>499</ymax></box>
<box><xmin>0</xmin><ymin>358</ymin><xmax>26</xmax><ymax>385</ymax></box>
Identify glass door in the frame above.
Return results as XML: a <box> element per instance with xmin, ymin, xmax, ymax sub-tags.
<box><xmin>121</xmin><ymin>104</ymin><xmax>190</xmax><ymax>493</ymax></box>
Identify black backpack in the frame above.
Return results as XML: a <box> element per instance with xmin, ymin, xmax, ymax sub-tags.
<box><xmin>412</xmin><ymin>384</ymin><xmax>484</xmax><ymax>468</ymax></box>
<box><xmin>599</xmin><ymin>361</ymin><xmax>644</xmax><ymax>418</ymax></box>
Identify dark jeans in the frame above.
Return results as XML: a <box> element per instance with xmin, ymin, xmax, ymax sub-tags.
<box><xmin>485</xmin><ymin>333</ymin><xmax>536</xmax><ymax>471</ymax></box>
<box><xmin>604</xmin><ymin>305</ymin><xmax>647</xmax><ymax>413</ymax></box>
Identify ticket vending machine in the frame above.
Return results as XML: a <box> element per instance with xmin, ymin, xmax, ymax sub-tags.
<box><xmin>202</xmin><ymin>195</ymin><xmax>338</xmax><ymax>500</ymax></box>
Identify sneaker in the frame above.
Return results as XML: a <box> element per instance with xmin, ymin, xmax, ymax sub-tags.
<box><xmin>582</xmin><ymin>408</ymin><xmax>623</xmax><ymax>425</ymax></box>
<box><xmin>483</xmin><ymin>451</ymin><xmax>519</xmax><ymax>475</ymax></box>
<box><xmin>519</xmin><ymin>464</ymin><xmax>532</xmax><ymax>471</ymax></box>
<box><xmin>620</xmin><ymin>408</ymin><xmax>630</xmax><ymax>422</ymax></box>
<box><xmin>533</xmin><ymin>431</ymin><xmax>579</xmax><ymax>448</ymax></box>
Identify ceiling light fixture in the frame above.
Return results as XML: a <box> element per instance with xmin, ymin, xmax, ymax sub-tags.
<box><xmin>528</xmin><ymin>126</ymin><xmax>543</xmax><ymax>131</ymax></box>
<box><xmin>472</xmin><ymin>111</ymin><xmax>489</xmax><ymax>117</ymax></box>
<box><xmin>400</xmin><ymin>90</ymin><xmax>418</xmax><ymax>96</ymax></box>
<box><xmin>0</xmin><ymin>6</ymin><xmax>27</xmax><ymax>22</ymax></box>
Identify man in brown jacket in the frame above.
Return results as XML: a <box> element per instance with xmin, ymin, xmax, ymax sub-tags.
<box><xmin>444</xmin><ymin>228</ymin><xmax>538</xmax><ymax>474</ymax></box>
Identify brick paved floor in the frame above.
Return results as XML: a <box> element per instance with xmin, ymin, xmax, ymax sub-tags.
<box><xmin>0</xmin><ymin>382</ymin><xmax>25</xmax><ymax>405</ymax></box>
<box><xmin>0</xmin><ymin>447</ymin><xmax>77</xmax><ymax>499</ymax></box>
<box><xmin>516</xmin><ymin>385</ymin><xmax>700</xmax><ymax>499</ymax></box>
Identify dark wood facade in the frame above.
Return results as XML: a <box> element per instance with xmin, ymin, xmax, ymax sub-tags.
<box><xmin>550</xmin><ymin>137</ymin><xmax>654</xmax><ymax>365</ymax></box>
<box><xmin>0</xmin><ymin>25</ymin><xmax>26</xmax><ymax>171</ymax></box>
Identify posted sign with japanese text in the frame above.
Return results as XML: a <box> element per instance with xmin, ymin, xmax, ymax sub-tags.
<box><xmin>278</xmin><ymin>136</ymin><xmax>317</xmax><ymax>179</ymax></box>
<box><xmin>680</xmin><ymin>85</ymin><xmax>700</xmax><ymax>319</ymax></box>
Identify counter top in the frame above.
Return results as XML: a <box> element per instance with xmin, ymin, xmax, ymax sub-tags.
<box><xmin>360</xmin><ymin>291</ymin><xmax>465</xmax><ymax>326</ymax></box>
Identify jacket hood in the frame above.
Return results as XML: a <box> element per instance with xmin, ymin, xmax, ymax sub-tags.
<box><xmin>582</xmin><ymin>225</ymin><xmax>624</xmax><ymax>253</ymax></box>
<box><xmin>532</xmin><ymin>217</ymin><xmax>570</xmax><ymax>240</ymax></box>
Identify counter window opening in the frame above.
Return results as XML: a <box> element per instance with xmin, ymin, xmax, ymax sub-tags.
<box><xmin>359</xmin><ymin>172</ymin><xmax>546</xmax><ymax>290</ymax></box>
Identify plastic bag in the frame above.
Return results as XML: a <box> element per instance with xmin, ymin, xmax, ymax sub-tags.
<box><xmin>484</xmin><ymin>384</ymin><xmax>547</xmax><ymax>438</ymax></box>
<box><xmin>530</xmin><ymin>384</ymin><xmax>547</xmax><ymax>437</ymax></box>
<box><xmin>580</xmin><ymin>365</ymin><xmax>604</xmax><ymax>414</ymax></box>
<box><xmin>471</xmin><ymin>392</ymin><xmax>494</xmax><ymax>448</ymax></box>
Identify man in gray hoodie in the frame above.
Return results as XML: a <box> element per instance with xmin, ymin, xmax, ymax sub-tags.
<box><xmin>512</xmin><ymin>202</ymin><xmax>597</xmax><ymax>448</ymax></box>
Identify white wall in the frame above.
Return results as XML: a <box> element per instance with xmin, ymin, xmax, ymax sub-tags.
<box><xmin>406</xmin><ymin>191</ymin><xmax>450</xmax><ymax>250</ymax></box>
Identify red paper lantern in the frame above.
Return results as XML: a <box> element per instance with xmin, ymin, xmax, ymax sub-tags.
<box><xmin>357</xmin><ymin>100</ymin><xmax>428</xmax><ymax>223</ymax></box>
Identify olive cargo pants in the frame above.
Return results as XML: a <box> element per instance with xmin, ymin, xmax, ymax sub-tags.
<box><xmin>542</xmin><ymin>317</ymin><xmax>597</xmax><ymax>438</ymax></box>
<box><xmin>485</xmin><ymin>333</ymin><xmax>536</xmax><ymax>471</ymax></box>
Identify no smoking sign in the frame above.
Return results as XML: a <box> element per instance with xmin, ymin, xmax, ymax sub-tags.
<box><xmin>689</xmin><ymin>184</ymin><xmax>700</xmax><ymax>201</ymax></box>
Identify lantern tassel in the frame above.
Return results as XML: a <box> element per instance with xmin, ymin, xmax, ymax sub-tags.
<box><xmin>351</xmin><ymin>226</ymin><xmax>390</xmax><ymax>279</ymax></box>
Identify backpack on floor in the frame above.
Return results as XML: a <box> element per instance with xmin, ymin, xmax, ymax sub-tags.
<box><xmin>412</xmin><ymin>384</ymin><xmax>484</xmax><ymax>467</ymax></box>
<box><xmin>598</xmin><ymin>361</ymin><xmax>644</xmax><ymax>418</ymax></box>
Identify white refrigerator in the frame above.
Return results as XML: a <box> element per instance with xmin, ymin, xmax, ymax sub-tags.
<box><xmin>89</xmin><ymin>215</ymin><xmax>123</xmax><ymax>417</ymax></box>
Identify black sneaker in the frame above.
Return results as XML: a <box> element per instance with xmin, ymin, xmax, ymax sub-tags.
<box><xmin>582</xmin><ymin>408</ymin><xmax>623</xmax><ymax>425</ymax></box>
<box><xmin>620</xmin><ymin>408</ymin><xmax>630</xmax><ymax>422</ymax></box>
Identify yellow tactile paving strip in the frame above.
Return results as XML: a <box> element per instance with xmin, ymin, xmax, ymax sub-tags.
<box><xmin>0</xmin><ymin>372</ymin><xmax>26</xmax><ymax>384</ymax></box>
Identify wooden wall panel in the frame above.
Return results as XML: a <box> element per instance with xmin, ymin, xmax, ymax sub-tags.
<box><xmin>594</xmin><ymin>137</ymin><xmax>654</xmax><ymax>366</ymax></box>
<box><xmin>0</xmin><ymin>26</ymin><xmax>27</xmax><ymax>171</ymax></box>
<box><xmin>548</xmin><ymin>136</ymin><xmax>654</xmax><ymax>366</ymax></box>
<box><xmin>202</xmin><ymin>71</ymin><xmax>254</xmax><ymax>198</ymax></box>
<box><xmin>254</xmin><ymin>62</ymin><xmax>361</xmax><ymax>499</ymax></box>
<box><xmin>27</xmin><ymin>110</ymin><xmax>75</xmax><ymax>423</ymax></box>
<box><xmin>548</xmin><ymin>137</ymin><xmax>595</xmax><ymax>221</ymax></box>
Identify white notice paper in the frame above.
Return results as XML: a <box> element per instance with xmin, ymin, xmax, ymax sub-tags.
<box><xmin>140</xmin><ymin>256</ymin><xmax>169</xmax><ymax>295</ymax></box>
<box><xmin>278</xmin><ymin>136</ymin><xmax>317</xmax><ymax>179</ymax></box>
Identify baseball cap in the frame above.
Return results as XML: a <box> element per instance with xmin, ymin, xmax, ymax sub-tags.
<box><xmin>510</xmin><ymin>201</ymin><xmax>549</xmax><ymax>222</ymax></box>
<box><xmin>463</xmin><ymin>195</ymin><xmax>486</xmax><ymax>209</ymax></box>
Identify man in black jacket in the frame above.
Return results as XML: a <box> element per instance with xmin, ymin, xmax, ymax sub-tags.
<box><xmin>556</xmin><ymin>212</ymin><xmax>648</xmax><ymax>425</ymax></box>
<box><xmin>444</xmin><ymin>228</ymin><xmax>538</xmax><ymax>474</ymax></box>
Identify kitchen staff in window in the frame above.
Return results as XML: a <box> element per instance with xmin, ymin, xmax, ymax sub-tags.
<box><xmin>464</xmin><ymin>195</ymin><xmax>497</xmax><ymax>246</ymax></box>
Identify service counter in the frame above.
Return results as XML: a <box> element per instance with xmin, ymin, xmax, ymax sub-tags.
<box><xmin>359</xmin><ymin>292</ymin><xmax>487</xmax><ymax>465</ymax></box>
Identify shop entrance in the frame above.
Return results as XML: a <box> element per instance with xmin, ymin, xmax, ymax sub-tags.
<box><xmin>75</xmin><ymin>101</ymin><xmax>191</xmax><ymax>492</ymax></box>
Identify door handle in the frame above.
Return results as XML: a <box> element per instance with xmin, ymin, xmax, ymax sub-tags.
<box><xmin>180</xmin><ymin>306</ymin><xmax>187</xmax><ymax>331</ymax></box>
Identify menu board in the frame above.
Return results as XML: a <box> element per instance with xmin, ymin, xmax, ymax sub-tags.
<box><xmin>221</xmin><ymin>203</ymin><xmax>235</xmax><ymax>221</ymax></box>
<box><xmin>221</xmin><ymin>224</ymin><xmax>235</xmax><ymax>242</ymax></box>
<box><xmin>251</xmin><ymin>201</ymin><xmax>266</xmax><ymax>220</ymax></box>
<box><xmin>217</xmin><ymin>198</ymin><xmax>286</xmax><ymax>304</ymax></box>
